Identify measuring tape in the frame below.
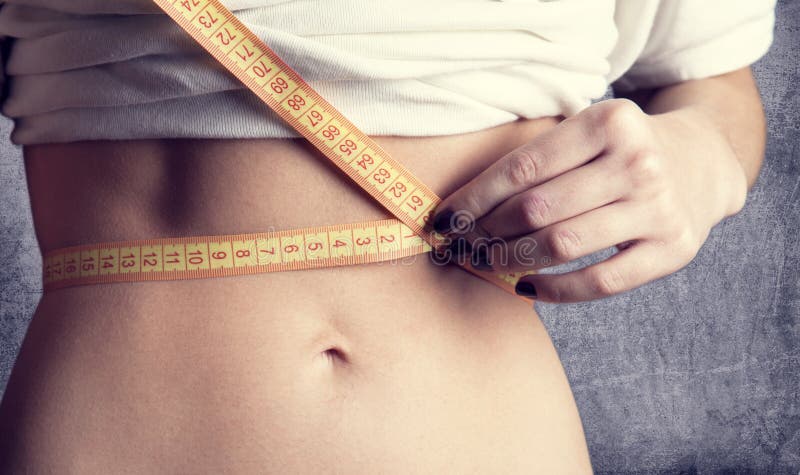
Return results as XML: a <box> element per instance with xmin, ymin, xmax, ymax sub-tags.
<box><xmin>41</xmin><ymin>0</ymin><xmax>536</xmax><ymax>302</ymax></box>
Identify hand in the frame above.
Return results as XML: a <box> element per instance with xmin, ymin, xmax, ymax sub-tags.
<box><xmin>431</xmin><ymin>98</ymin><xmax>748</xmax><ymax>303</ymax></box>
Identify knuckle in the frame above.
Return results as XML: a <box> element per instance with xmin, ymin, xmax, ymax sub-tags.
<box><xmin>547</xmin><ymin>227</ymin><xmax>581</xmax><ymax>262</ymax></box>
<box><xmin>587</xmin><ymin>266</ymin><xmax>627</xmax><ymax>297</ymax></box>
<box><xmin>519</xmin><ymin>191</ymin><xmax>553</xmax><ymax>228</ymax></box>
<box><xmin>598</xmin><ymin>98</ymin><xmax>642</xmax><ymax>134</ymax></box>
<box><xmin>504</xmin><ymin>149</ymin><xmax>541</xmax><ymax>187</ymax></box>
<box><xmin>626</xmin><ymin>149</ymin><xmax>664</xmax><ymax>187</ymax></box>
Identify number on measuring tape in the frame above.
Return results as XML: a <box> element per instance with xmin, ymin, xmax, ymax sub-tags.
<box><xmin>41</xmin><ymin>0</ymin><xmax>540</xmax><ymax>302</ymax></box>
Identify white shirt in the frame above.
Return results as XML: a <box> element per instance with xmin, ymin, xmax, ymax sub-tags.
<box><xmin>0</xmin><ymin>0</ymin><xmax>777</xmax><ymax>145</ymax></box>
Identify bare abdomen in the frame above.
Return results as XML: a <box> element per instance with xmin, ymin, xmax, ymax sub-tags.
<box><xmin>0</xmin><ymin>117</ymin><xmax>592</xmax><ymax>473</ymax></box>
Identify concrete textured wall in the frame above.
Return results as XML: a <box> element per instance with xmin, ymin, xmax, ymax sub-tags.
<box><xmin>0</xmin><ymin>1</ymin><xmax>798</xmax><ymax>473</ymax></box>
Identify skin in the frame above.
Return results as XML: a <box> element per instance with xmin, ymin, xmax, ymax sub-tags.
<box><xmin>0</xmin><ymin>66</ymin><xmax>764</xmax><ymax>473</ymax></box>
<box><xmin>431</xmin><ymin>67</ymin><xmax>766</xmax><ymax>303</ymax></box>
<box><xmin>1</xmin><ymin>117</ymin><xmax>598</xmax><ymax>473</ymax></box>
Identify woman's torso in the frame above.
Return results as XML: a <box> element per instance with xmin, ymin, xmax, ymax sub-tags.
<box><xmin>0</xmin><ymin>116</ymin><xmax>592</xmax><ymax>473</ymax></box>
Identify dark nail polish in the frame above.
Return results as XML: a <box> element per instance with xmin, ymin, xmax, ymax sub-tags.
<box><xmin>471</xmin><ymin>246</ymin><xmax>493</xmax><ymax>271</ymax></box>
<box><xmin>433</xmin><ymin>209</ymin><xmax>454</xmax><ymax>234</ymax></box>
<box><xmin>448</xmin><ymin>237</ymin><xmax>472</xmax><ymax>257</ymax></box>
<box><xmin>515</xmin><ymin>281</ymin><xmax>537</xmax><ymax>298</ymax></box>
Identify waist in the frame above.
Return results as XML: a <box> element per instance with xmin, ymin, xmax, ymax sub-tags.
<box><xmin>20</xmin><ymin>115</ymin><xmax>560</xmax><ymax>349</ymax></box>
<box><xmin>21</xmin><ymin>116</ymin><xmax>560</xmax><ymax>330</ymax></box>
<box><xmin>1</xmin><ymin>115</ymin><xmax>596</xmax><ymax>472</ymax></box>
<box><xmin>24</xmin><ymin>117</ymin><xmax>557</xmax><ymax>254</ymax></box>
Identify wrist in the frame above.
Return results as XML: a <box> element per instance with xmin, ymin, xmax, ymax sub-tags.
<box><xmin>653</xmin><ymin>107</ymin><xmax>749</xmax><ymax>218</ymax></box>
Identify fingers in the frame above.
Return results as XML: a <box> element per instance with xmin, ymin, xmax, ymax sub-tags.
<box><xmin>478</xmin><ymin>155</ymin><xmax>626</xmax><ymax>238</ymax></box>
<box><xmin>478</xmin><ymin>199</ymin><xmax>650</xmax><ymax>273</ymax></box>
<box><xmin>513</xmin><ymin>236</ymin><xmax>698</xmax><ymax>303</ymax></box>
<box><xmin>431</xmin><ymin>112</ymin><xmax>607</xmax><ymax>234</ymax></box>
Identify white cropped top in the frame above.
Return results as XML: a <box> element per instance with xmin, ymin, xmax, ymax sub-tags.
<box><xmin>0</xmin><ymin>0</ymin><xmax>776</xmax><ymax>145</ymax></box>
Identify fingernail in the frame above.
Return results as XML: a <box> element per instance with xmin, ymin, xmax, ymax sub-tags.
<box><xmin>515</xmin><ymin>281</ymin><xmax>537</xmax><ymax>298</ymax></box>
<box><xmin>471</xmin><ymin>246</ymin><xmax>493</xmax><ymax>271</ymax></box>
<box><xmin>448</xmin><ymin>237</ymin><xmax>472</xmax><ymax>257</ymax></box>
<box><xmin>433</xmin><ymin>209</ymin><xmax>454</xmax><ymax>234</ymax></box>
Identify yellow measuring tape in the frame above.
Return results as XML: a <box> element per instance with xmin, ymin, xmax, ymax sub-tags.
<box><xmin>41</xmin><ymin>0</ymin><xmax>536</xmax><ymax>302</ymax></box>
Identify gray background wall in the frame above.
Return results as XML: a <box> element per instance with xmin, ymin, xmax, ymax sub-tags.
<box><xmin>1</xmin><ymin>1</ymin><xmax>798</xmax><ymax>473</ymax></box>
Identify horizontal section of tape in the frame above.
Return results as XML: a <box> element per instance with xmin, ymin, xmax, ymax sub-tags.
<box><xmin>42</xmin><ymin>218</ymin><xmax>433</xmax><ymax>291</ymax></box>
